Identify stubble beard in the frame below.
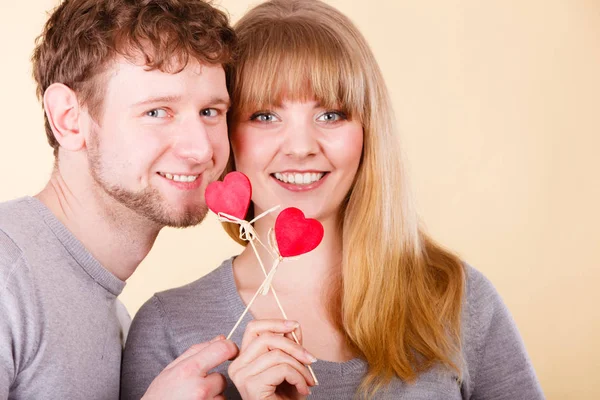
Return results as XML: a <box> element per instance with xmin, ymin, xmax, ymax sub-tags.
<box><xmin>87</xmin><ymin>132</ymin><xmax>208</xmax><ymax>228</ymax></box>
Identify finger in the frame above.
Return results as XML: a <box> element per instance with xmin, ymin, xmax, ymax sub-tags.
<box><xmin>243</xmin><ymin>348</ymin><xmax>315</xmax><ymax>387</ymax></box>
<box><xmin>272</xmin><ymin>364</ymin><xmax>312</xmax><ymax>396</ymax></box>
<box><xmin>177</xmin><ymin>339</ymin><xmax>239</xmax><ymax>376</ymax></box>
<box><xmin>249</xmin><ymin>364</ymin><xmax>312</xmax><ymax>396</ymax></box>
<box><xmin>163</xmin><ymin>343</ymin><xmax>209</xmax><ymax>371</ymax></box>
<box><xmin>211</xmin><ymin>335</ymin><xmax>227</xmax><ymax>342</ymax></box>
<box><xmin>196</xmin><ymin>372</ymin><xmax>228</xmax><ymax>398</ymax></box>
<box><xmin>163</xmin><ymin>336</ymin><xmax>226</xmax><ymax>371</ymax></box>
<box><xmin>236</xmin><ymin>333</ymin><xmax>316</xmax><ymax>368</ymax></box>
<box><xmin>241</xmin><ymin>319</ymin><xmax>300</xmax><ymax>351</ymax></box>
<box><xmin>284</xmin><ymin>323</ymin><xmax>303</xmax><ymax>346</ymax></box>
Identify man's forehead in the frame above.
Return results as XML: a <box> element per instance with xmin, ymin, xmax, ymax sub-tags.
<box><xmin>108</xmin><ymin>54</ymin><xmax>219</xmax><ymax>78</ymax></box>
<box><xmin>103</xmin><ymin>55</ymin><xmax>227</xmax><ymax>103</ymax></box>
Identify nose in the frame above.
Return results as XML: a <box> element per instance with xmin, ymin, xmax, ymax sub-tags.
<box><xmin>281</xmin><ymin>119</ymin><xmax>320</xmax><ymax>159</ymax></box>
<box><xmin>172</xmin><ymin>116</ymin><xmax>215</xmax><ymax>165</ymax></box>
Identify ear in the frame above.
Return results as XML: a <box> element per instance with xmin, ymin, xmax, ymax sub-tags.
<box><xmin>43</xmin><ymin>83</ymin><xmax>85</xmax><ymax>152</ymax></box>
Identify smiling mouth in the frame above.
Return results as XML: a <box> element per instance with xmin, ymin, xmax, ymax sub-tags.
<box><xmin>272</xmin><ymin>172</ymin><xmax>327</xmax><ymax>185</ymax></box>
<box><xmin>158</xmin><ymin>172</ymin><xmax>200</xmax><ymax>183</ymax></box>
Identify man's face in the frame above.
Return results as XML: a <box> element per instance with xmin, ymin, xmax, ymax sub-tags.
<box><xmin>86</xmin><ymin>57</ymin><xmax>230</xmax><ymax>227</ymax></box>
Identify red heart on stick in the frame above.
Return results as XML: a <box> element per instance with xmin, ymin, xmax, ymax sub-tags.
<box><xmin>274</xmin><ymin>208</ymin><xmax>324</xmax><ymax>258</ymax></box>
<box><xmin>205</xmin><ymin>172</ymin><xmax>252</xmax><ymax>220</ymax></box>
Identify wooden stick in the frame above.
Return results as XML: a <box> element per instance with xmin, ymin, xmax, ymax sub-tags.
<box><xmin>226</xmin><ymin>264</ymin><xmax>277</xmax><ymax>340</ymax></box>
<box><xmin>249</xmin><ymin>240</ymin><xmax>319</xmax><ymax>385</ymax></box>
<box><xmin>218</xmin><ymin>213</ymin><xmax>319</xmax><ymax>385</ymax></box>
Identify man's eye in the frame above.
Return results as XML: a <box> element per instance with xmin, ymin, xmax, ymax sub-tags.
<box><xmin>317</xmin><ymin>111</ymin><xmax>346</xmax><ymax>123</ymax></box>
<box><xmin>200</xmin><ymin>108</ymin><xmax>219</xmax><ymax>117</ymax></box>
<box><xmin>146</xmin><ymin>109</ymin><xmax>169</xmax><ymax>118</ymax></box>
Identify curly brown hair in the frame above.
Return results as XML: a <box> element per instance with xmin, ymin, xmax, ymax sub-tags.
<box><xmin>32</xmin><ymin>0</ymin><xmax>236</xmax><ymax>157</ymax></box>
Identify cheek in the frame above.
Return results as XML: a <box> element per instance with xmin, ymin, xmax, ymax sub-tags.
<box><xmin>113</xmin><ymin>128</ymin><xmax>164</xmax><ymax>175</ymax></box>
<box><xmin>331</xmin><ymin>126</ymin><xmax>364</xmax><ymax>172</ymax></box>
<box><xmin>231</xmin><ymin>129</ymin><xmax>274</xmax><ymax>172</ymax></box>
<box><xmin>348</xmin><ymin>129</ymin><xmax>364</xmax><ymax>167</ymax></box>
<box><xmin>125</xmin><ymin>135</ymin><xmax>160</xmax><ymax>170</ymax></box>
<box><xmin>103</xmin><ymin>122</ymin><xmax>145</xmax><ymax>161</ymax></box>
<box><xmin>210</xmin><ymin>125</ymin><xmax>230</xmax><ymax>164</ymax></box>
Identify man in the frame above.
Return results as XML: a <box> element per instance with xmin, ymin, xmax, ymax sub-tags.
<box><xmin>0</xmin><ymin>0</ymin><xmax>238</xmax><ymax>398</ymax></box>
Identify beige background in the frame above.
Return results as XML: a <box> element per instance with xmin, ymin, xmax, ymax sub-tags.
<box><xmin>1</xmin><ymin>0</ymin><xmax>599</xmax><ymax>398</ymax></box>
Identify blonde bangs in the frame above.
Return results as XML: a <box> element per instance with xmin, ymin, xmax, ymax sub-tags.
<box><xmin>230</xmin><ymin>19</ymin><xmax>366</xmax><ymax>121</ymax></box>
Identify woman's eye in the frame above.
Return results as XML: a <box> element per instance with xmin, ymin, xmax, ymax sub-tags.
<box><xmin>146</xmin><ymin>109</ymin><xmax>169</xmax><ymax>118</ymax></box>
<box><xmin>317</xmin><ymin>111</ymin><xmax>346</xmax><ymax>123</ymax></box>
<box><xmin>249</xmin><ymin>112</ymin><xmax>279</xmax><ymax>123</ymax></box>
<box><xmin>200</xmin><ymin>108</ymin><xmax>219</xmax><ymax>117</ymax></box>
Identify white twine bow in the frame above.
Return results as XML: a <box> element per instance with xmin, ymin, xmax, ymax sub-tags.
<box><xmin>217</xmin><ymin>205</ymin><xmax>280</xmax><ymax>255</ymax></box>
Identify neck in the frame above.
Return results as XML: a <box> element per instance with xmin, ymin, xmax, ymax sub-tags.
<box><xmin>235</xmin><ymin>210</ymin><xmax>343</xmax><ymax>295</ymax></box>
<box><xmin>35</xmin><ymin>167</ymin><xmax>161</xmax><ymax>281</ymax></box>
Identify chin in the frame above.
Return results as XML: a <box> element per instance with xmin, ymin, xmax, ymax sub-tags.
<box><xmin>161</xmin><ymin>205</ymin><xmax>209</xmax><ymax>228</ymax></box>
<box><xmin>279</xmin><ymin>202</ymin><xmax>337</xmax><ymax>222</ymax></box>
<box><xmin>137</xmin><ymin>199</ymin><xmax>209</xmax><ymax>228</ymax></box>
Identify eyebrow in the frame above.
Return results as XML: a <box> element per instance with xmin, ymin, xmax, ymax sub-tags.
<box><xmin>132</xmin><ymin>96</ymin><xmax>231</xmax><ymax>108</ymax></box>
<box><xmin>208</xmin><ymin>97</ymin><xmax>231</xmax><ymax>109</ymax></box>
<box><xmin>132</xmin><ymin>95</ymin><xmax>182</xmax><ymax>108</ymax></box>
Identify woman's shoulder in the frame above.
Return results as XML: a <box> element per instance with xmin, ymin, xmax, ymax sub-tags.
<box><xmin>132</xmin><ymin>257</ymin><xmax>238</xmax><ymax>328</ymax></box>
<box><xmin>463</xmin><ymin>263</ymin><xmax>503</xmax><ymax>311</ymax></box>
<box><xmin>126</xmin><ymin>257</ymin><xmax>240</xmax><ymax>355</ymax></box>
<box><xmin>460</xmin><ymin>263</ymin><xmax>543</xmax><ymax>399</ymax></box>
<box><xmin>461</xmin><ymin>262</ymin><xmax>518</xmax><ymax>338</ymax></box>
<box><xmin>154</xmin><ymin>257</ymin><xmax>236</xmax><ymax>303</ymax></box>
<box><xmin>461</xmin><ymin>262</ymin><xmax>511</xmax><ymax>347</ymax></box>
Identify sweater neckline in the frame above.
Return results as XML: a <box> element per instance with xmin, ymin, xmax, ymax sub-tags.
<box><xmin>25</xmin><ymin>196</ymin><xmax>125</xmax><ymax>296</ymax></box>
<box><xmin>219</xmin><ymin>256</ymin><xmax>367</xmax><ymax>375</ymax></box>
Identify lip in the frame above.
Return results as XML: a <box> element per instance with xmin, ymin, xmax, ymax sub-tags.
<box><xmin>157</xmin><ymin>172</ymin><xmax>204</xmax><ymax>191</ymax></box>
<box><xmin>271</xmin><ymin>172</ymin><xmax>329</xmax><ymax>192</ymax></box>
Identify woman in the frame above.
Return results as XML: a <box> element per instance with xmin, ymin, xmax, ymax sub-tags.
<box><xmin>121</xmin><ymin>0</ymin><xmax>544</xmax><ymax>398</ymax></box>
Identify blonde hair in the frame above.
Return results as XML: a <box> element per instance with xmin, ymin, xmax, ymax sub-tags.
<box><xmin>225</xmin><ymin>0</ymin><xmax>465</xmax><ymax>395</ymax></box>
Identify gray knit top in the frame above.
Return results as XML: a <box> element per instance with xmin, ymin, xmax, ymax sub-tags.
<box><xmin>121</xmin><ymin>257</ymin><xmax>544</xmax><ymax>399</ymax></box>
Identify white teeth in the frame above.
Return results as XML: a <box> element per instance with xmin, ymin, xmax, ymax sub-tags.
<box><xmin>160</xmin><ymin>172</ymin><xmax>198</xmax><ymax>183</ymax></box>
<box><xmin>275</xmin><ymin>172</ymin><xmax>288</xmax><ymax>183</ymax></box>
<box><xmin>273</xmin><ymin>172</ymin><xmax>325</xmax><ymax>185</ymax></box>
<box><xmin>302</xmin><ymin>173</ymin><xmax>311</xmax><ymax>184</ymax></box>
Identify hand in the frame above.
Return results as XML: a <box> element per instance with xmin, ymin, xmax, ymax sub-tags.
<box><xmin>142</xmin><ymin>336</ymin><xmax>239</xmax><ymax>400</ymax></box>
<box><xmin>228</xmin><ymin>320</ymin><xmax>317</xmax><ymax>400</ymax></box>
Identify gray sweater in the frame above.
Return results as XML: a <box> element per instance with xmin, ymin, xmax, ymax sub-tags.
<box><xmin>0</xmin><ymin>197</ymin><xmax>130</xmax><ymax>399</ymax></box>
<box><xmin>121</xmin><ymin>258</ymin><xmax>544</xmax><ymax>399</ymax></box>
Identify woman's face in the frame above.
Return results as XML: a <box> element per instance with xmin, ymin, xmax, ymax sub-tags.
<box><xmin>230</xmin><ymin>99</ymin><xmax>363</xmax><ymax>222</ymax></box>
